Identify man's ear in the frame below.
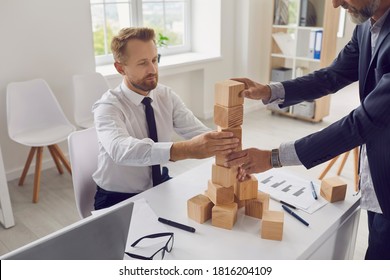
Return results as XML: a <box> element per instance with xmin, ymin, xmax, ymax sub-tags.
<box><xmin>114</xmin><ymin>61</ymin><xmax>126</xmax><ymax>75</ymax></box>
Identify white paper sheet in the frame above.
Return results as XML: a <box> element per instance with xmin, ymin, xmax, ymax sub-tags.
<box><xmin>255</xmin><ymin>169</ymin><xmax>328</xmax><ymax>214</ymax></box>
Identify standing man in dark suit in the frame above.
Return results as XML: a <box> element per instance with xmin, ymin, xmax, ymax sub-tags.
<box><xmin>225</xmin><ymin>0</ymin><xmax>390</xmax><ymax>259</ymax></box>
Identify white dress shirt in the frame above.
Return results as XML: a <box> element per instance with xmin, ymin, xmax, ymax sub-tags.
<box><xmin>92</xmin><ymin>81</ymin><xmax>210</xmax><ymax>193</ymax></box>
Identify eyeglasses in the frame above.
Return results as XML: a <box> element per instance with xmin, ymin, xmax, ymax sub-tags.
<box><xmin>125</xmin><ymin>232</ymin><xmax>174</xmax><ymax>260</ymax></box>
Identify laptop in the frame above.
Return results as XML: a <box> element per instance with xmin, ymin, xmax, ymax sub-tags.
<box><xmin>0</xmin><ymin>199</ymin><xmax>133</xmax><ymax>260</ymax></box>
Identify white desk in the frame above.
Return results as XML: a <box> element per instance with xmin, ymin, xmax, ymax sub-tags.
<box><xmin>128</xmin><ymin>159</ymin><xmax>361</xmax><ymax>260</ymax></box>
<box><xmin>0</xmin><ymin>144</ymin><xmax>15</xmax><ymax>229</ymax></box>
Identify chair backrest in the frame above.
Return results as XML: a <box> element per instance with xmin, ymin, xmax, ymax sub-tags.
<box><xmin>72</xmin><ymin>73</ymin><xmax>109</xmax><ymax>128</ymax></box>
<box><xmin>68</xmin><ymin>127</ymin><xmax>99</xmax><ymax>218</ymax></box>
<box><xmin>6</xmin><ymin>79</ymin><xmax>73</xmax><ymax>141</ymax></box>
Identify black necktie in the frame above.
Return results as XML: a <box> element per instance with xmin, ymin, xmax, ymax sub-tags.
<box><xmin>142</xmin><ymin>97</ymin><xmax>162</xmax><ymax>186</ymax></box>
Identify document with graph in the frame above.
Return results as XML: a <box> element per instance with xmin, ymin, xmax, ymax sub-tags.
<box><xmin>255</xmin><ymin>169</ymin><xmax>328</xmax><ymax>214</ymax></box>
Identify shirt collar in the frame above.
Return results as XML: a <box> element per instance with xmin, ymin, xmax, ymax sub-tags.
<box><xmin>370</xmin><ymin>7</ymin><xmax>390</xmax><ymax>30</ymax></box>
<box><xmin>120</xmin><ymin>80</ymin><xmax>155</xmax><ymax>106</ymax></box>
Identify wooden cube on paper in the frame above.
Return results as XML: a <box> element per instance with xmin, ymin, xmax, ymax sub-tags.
<box><xmin>245</xmin><ymin>191</ymin><xmax>270</xmax><ymax>219</ymax></box>
<box><xmin>234</xmin><ymin>174</ymin><xmax>258</xmax><ymax>200</ymax></box>
<box><xmin>187</xmin><ymin>194</ymin><xmax>214</xmax><ymax>224</ymax></box>
<box><xmin>261</xmin><ymin>210</ymin><xmax>284</xmax><ymax>241</ymax></box>
<box><xmin>215</xmin><ymin>80</ymin><xmax>245</xmax><ymax>107</ymax></box>
<box><xmin>212</xmin><ymin>203</ymin><xmax>238</xmax><ymax>230</ymax></box>
<box><xmin>320</xmin><ymin>177</ymin><xmax>347</xmax><ymax>203</ymax></box>
<box><xmin>212</xmin><ymin>164</ymin><xmax>237</xmax><ymax>188</ymax></box>
<box><xmin>207</xmin><ymin>180</ymin><xmax>234</xmax><ymax>205</ymax></box>
<box><xmin>214</xmin><ymin>104</ymin><xmax>243</xmax><ymax>128</ymax></box>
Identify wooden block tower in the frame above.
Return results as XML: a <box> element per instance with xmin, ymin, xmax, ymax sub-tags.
<box><xmin>187</xmin><ymin>80</ymin><xmax>282</xmax><ymax>239</ymax></box>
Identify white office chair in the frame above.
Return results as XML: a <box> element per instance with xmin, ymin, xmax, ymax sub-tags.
<box><xmin>68</xmin><ymin>127</ymin><xmax>99</xmax><ymax>218</ymax></box>
<box><xmin>72</xmin><ymin>72</ymin><xmax>109</xmax><ymax>128</ymax></box>
<box><xmin>6</xmin><ymin>79</ymin><xmax>76</xmax><ymax>203</ymax></box>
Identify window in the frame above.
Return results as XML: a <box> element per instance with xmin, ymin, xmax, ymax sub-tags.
<box><xmin>90</xmin><ymin>0</ymin><xmax>191</xmax><ymax>65</ymax></box>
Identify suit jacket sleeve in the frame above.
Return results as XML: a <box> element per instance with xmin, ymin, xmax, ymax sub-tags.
<box><xmin>282</xmin><ymin>26</ymin><xmax>390</xmax><ymax>169</ymax></box>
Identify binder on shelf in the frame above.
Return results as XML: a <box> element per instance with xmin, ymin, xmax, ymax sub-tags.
<box><xmin>308</xmin><ymin>30</ymin><xmax>316</xmax><ymax>58</ymax></box>
<box><xmin>314</xmin><ymin>30</ymin><xmax>322</xmax><ymax>60</ymax></box>
<box><xmin>299</xmin><ymin>0</ymin><xmax>308</xmax><ymax>26</ymax></box>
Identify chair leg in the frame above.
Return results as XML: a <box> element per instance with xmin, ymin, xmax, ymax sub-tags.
<box><xmin>32</xmin><ymin>147</ymin><xmax>43</xmax><ymax>203</ymax></box>
<box><xmin>318</xmin><ymin>155</ymin><xmax>340</xmax><ymax>180</ymax></box>
<box><xmin>337</xmin><ymin>151</ymin><xmax>350</xmax><ymax>176</ymax></box>
<box><xmin>19</xmin><ymin>147</ymin><xmax>37</xmax><ymax>186</ymax></box>
<box><xmin>48</xmin><ymin>145</ymin><xmax>64</xmax><ymax>174</ymax></box>
<box><xmin>52</xmin><ymin>144</ymin><xmax>72</xmax><ymax>175</ymax></box>
<box><xmin>353</xmin><ymin>147</ymin><xmax>359</xmax><ymax>192</ymax></box>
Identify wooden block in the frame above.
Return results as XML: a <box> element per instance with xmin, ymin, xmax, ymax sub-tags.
<box><xmin>214</xmin><ymin>104</ymin><xmax>243</xmax><ymax>128</ymax></box>
<box><xmin>234</xmin><ymin>195</ymin><xmax>246</xmax><ymax>209</ymax></box>
<box><xmin>320</xmin><ymin>177</ymin><xmax>347</xmax><ymax>203</ymax></box>
<box><xmin>245</xmin><ymin>191</ymin><xmax>270</xmax><ymax>219</ymax></box>
<box><xmin>212</xmin><ymin>203</ymin><xmax>238</xmax><ymax>230</ymax></box>
<box><xmin>261</xmin><ymin>210</ymin><xmax>284</xmax><ymax>241</ymax></box>
<box><xmin>215</xmin><ymin>126</ymin><xmax>242</xmax><ymax>166</ymax></box>
<box><xmin>212</xmin><ymin>164</ymin><xmax>237</xmax><ymax>188</ymax></box>
<box><xmin>234</xmin><ymin>174</ymin><xmax>258</xmax><ymax>200</ymax></box>
<box><xmin>207</xmin><ymin>180</ymin><xmax>234</xmax><ymax>205</ymax></box>
<box><xmin>215</xmin><ymin>80</ymin><xmax>245</xmax><ymax>107</ymax></box>
<box><xmin>187</xmin><ymin>194</ymin><xmax>214</xmax><ymax>224</ymax></box>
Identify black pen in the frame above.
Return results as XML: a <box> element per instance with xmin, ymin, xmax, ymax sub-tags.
<box><xmin>310</xmin><ymin>181</ymin><xmax>318</xmax><ymax>200</ymax></box>
<box><xmin>282</xmin><ymin>205</ymin><xmax>309</xmax><ymax>227</ymax></box>
<box><xmin>158</xmin><ymin>217</ymin><xmax>196</xmax><ymax>233</ymax></box>
<box><xmin>270</xmin><ymin>196</ymin><xmax>297</xmax><ymax>209</ymax></box>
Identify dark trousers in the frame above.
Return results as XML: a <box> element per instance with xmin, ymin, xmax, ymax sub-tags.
<box><xmin>94</xmin><ymin>166</ymin><xmax>172</xmax><ymax>210</ymax></box>
<box><xmin>365</xmin><ymin>211</ymin><xmax>390</xmax><ymax>260</ymax></box>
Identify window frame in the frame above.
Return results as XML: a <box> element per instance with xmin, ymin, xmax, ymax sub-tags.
<box><xmin>91</xmin><ymin>0</ymin><xmax>192</xmax><ymax>66</ymax></box>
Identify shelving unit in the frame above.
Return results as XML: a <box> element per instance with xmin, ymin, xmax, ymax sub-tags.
<box><xmin>269</xmin><ymin>0</ymin><xmax>340</xmax><ymax>122</ymax></box>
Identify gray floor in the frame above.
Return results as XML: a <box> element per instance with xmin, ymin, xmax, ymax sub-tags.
<box><xmin>0</xmin><ymin>82</ymin><xmax>368</xmax><ymax>259</ymax></box>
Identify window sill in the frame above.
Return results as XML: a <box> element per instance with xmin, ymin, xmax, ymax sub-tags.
<box><xmin>96</xmin><ymin>52</ymin><xmax>222</xmax><ymax>78</ymax></box>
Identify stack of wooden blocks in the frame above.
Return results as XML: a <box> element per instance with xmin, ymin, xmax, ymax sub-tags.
<box><xmin>187</xmin><ymin>80</ymin><xmax>284</xmax><ymax>241</ymax></box>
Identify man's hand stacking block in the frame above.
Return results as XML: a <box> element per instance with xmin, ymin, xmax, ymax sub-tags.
<box><xmin>215</xmin><ymin>126</ymin><xmax>242</xmax><ymax>166</ymax></box>
<box><xmin>214</xmin><ymin>104</ymin><xmax>243</xmax><ymax>128</ymax></box>
<box><xmin>245</xmin><ymin>191</ymin><xmax>270</xmax><ymax>219</ymax></box>
<box><xmin>207</xmin><ymin>180</ymin><xmax>234</xmax><ymax>205</ymax></box>
<box><xmin>214</xmin><ymin>80</ymin><xmax>245</xmax><ymax>107</ymax></box>
<box><xmin>187</xmin><ymin>194</ymin><xmax>214</xmax><ymax>224</ymax></box>
<box><xmin>212</xmin><ymin>164</ymin><xmax>237</xmax><ymax>188</ymax></box>
<box><xmin>212</xmin><ymin>203</ymin><xmax>238</xmax><ymax>230</ymax></box>
<box><xmin>261</xmin><ymin>210</ymin><xmax>284</xmax><ymax>241</ymax></box>
<box><xmin>320</xmin><ymin>177</ymin><xmax>347</xmax><ymax>203</ymax></box>
<box><xmin>234</xmin><ymin>174</ymin><xmax>258</xmax><ymax>200</ymax></box>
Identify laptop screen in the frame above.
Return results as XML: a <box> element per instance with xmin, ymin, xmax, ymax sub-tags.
<box><xmin>1</xmin><ymin>200</ymin><xmax>133</xmax><ymax>260</ymax></box>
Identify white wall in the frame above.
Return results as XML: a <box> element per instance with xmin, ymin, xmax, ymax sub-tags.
<box><xmin>0</xmin><ymin>0</ymin><xmax>95</xmax><ymax>179</ymax></box>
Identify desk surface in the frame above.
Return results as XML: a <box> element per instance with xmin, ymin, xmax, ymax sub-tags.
<box><xmin>129</xmin><ymin>159</ymin><xmax>360</xmax><ymax>260</ymax></box>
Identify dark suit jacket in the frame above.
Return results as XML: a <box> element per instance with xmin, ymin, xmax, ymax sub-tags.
<box><xmin>281</xmin><ymin>12</ymin><xmax>390</xmax><ymax>218</ymax></box>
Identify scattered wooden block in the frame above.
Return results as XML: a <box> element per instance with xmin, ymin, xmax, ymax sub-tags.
<box><xmin>212</xmin><ymin>164</ymin><xmax>237</xmax><ymax>188</ymax></box>
<box><xmin>245</xmin><ymin>191</ymin><xmax>270</xmax><ymax>219</ymax></box>
<box><xmin>215</xmin><ymin>80</ymin><xmax>245</xmax><ymax>107</ymax></box>
<box><xmin>212</xmin><ymin>203</ymin><xmax>238</xmax><ymax>230</ymax></box>
<box><xmin>214</xmin><ymin>104</ymin><xmax>243</xmax><ymax>128</ymax></box>
<box><xmin>261</xmin><ymin>210</ymin><xmax>284</xmax><ymax>241</ymax></box>
<box><xmin>234</xmin><ymin>174</ymin><xmax>258</xmax><ymax>200</ymax></box>
<box><xmin>187</xmin><ymin>194</ymin><xmax>214</xmax><ymax>224</ymax></box>
<box><xmin>207</xmin><ymin>180</ymin><xmax>234</xmax><ymax>205</ymax></box>
<box><xmin>320</xmin><ymin>177</ymin><xmax>347</xmax><ymax>203</ymax></box>
<box><xmin>234</xmin><ymin>194</ymin><xmax>246</xmax><ymax>209</ymax></box>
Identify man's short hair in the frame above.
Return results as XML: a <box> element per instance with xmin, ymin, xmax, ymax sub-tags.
<box><xmin>111</xmin><ymin>27</ymin><xmax>156</xmax><ymax>64</ymax></box>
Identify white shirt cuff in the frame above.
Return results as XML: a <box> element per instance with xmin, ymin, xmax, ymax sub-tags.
<box><xmin>279</xmin><ymin>141</ymin><xmax>302</xmax><ymax>166</ymax></box>
<box><xmin>263</xmin><ymin>82</ymin><xmax>286</xmax><ymax>105</ymax></box>
<box><xmin>151</xmin><ymin>142</ymin><xmax>173</xmax><ymax>164</ymax></box>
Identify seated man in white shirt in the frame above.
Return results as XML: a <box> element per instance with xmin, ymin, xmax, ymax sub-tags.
<box><xmin>92</xmin><ymin>27</ymin><xmax>239</xmax><ymax>210</ymax></box>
